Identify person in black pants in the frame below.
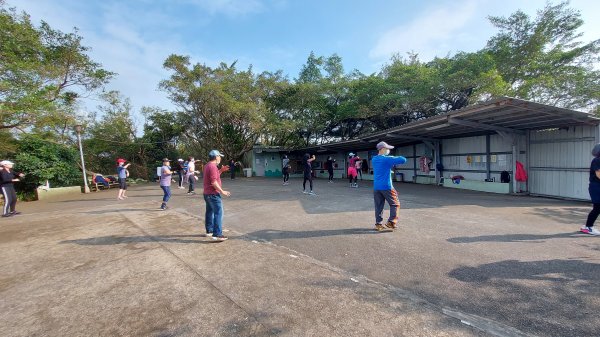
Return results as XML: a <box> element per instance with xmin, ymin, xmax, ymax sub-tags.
<box><xmin>302</xmin><ymin>153</ymin><xmax>316</xmax><ymax>195</ymax></box>
<box><xmin>176</xmin><ymin>159</ymin><xmax>185</xmax><ymax>189</ymax></box>
<box><xmin>581</xmin><ymin>144</ymin><xmax>600</xmax><ymax>235</ymax></box>
<box><xmin>282</xmin><ymin>155</ymin><xmax>290</xmax><ymax>185</ymax></box>
<box><xmin>229</xmin><ymin>159</ymin><xmax>236</xmax><ymax>180</ymax></box>
<box><xmin>326</xmin><ymin>156</ymin><xmax>335</xmax><ymax>183</ymax></box>
<box><xmin>0</xmin><ymin>160</ymin><xmax>25</xmax><ymax>217</ymax></box>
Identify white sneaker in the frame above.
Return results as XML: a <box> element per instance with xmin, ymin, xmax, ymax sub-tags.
<box><xmin>309</xmin><ymin>191</ymin><xmax>316</xmax><ymax>195</ymax></box>
<box><xmin>303</xmin><ymin>190</ymin><xmax>308</xmax><ymax>194</ymax></box>
<box><xmin>580</xmin><ymin>226</ymin><xmax>600</xmax><ymax>235</ymax></box>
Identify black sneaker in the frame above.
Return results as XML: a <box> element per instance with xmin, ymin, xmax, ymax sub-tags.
<box><xmin>2</xmin><ymin>214</ymin><xmax>13</xmax><ymax>218</ymax></box>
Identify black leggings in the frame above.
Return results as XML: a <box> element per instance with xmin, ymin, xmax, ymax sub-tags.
<box><xmin>349</xmin><ymin>176</ymin><xmax>357</xmax><ymax>184</ymax></box>
<box><xmin>586</xmin><ymin>203</ymin><xmax>600</xmax><ymax>227</ymax></box>
<box><xmin>328</xmin><ymin>170</ymin><xmax>333</xmax><ymax>181</ymax></box>
<box><xmin>303</xmin><ymin>176</ymin><xmax>313</xmax><ymax>191</ymax></box>
<box><xmin>283</xmin><ymin>169</ymin><xmax>289</xmax><ymax>182</ymax></box>
<box><xmin>1</xmin><ymin>185</ymin><xmax>17</xmax><ymax>215</ymax></box>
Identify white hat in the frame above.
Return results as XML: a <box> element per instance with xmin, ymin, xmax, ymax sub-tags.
<box><xmin>0</xmin><ymin>160</ymin><xmax>14</xmax><ymax>166</ymax></box>
<box><xmin>376</xmin><ymin>141</ymin><xmax>394</xmax><ymax>150</ymax></box>
<box><xmin>348</xmin><ymin>152</ymin><xmax>355</xmax><ymax>157</ymax></box>
<box><xmin>178</xmin><ymin>158</ymin><xmax>184</xmax><ymax>162</ymax></box>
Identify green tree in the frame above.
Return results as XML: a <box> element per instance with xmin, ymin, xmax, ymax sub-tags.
<box><xmin>83</xmin><ymin>91</ymin><xmax>138</xmax><ymax>176</ymax></box>
<box><xmin>14</xmin><ymin>134</ymin><xmax>81</xmax><ymax>193</ymax></box>
<box><xmin>486</xmin><ymin>1</ymin><xmax>600</xmax><ymax>109</ymax></box>
<box><xmin>0</xmin><ymin>3</ymin><xmax>113</xmax><ymax>131</ymax></box>
<box><xmin>160</xmin><ymin>55</ymin><xmax>280</xmax><ymax>161</ymax></box>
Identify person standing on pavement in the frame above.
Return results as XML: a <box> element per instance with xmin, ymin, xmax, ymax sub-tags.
<box><xmin>348</xmin><ymin>153</ymin><xmax>359</xmax><ymax>188</ymax></box>
<box><xmin>581</xmin><ymin>143</ymin><xmax>600</xmax><ymax>235</ymax></box>
<box><xmin>326</xmin><ymin>156</ymin><xmax>335</xmax><ymax>183</ymax></box>
<box><xmin>302</xmin><ymin>153</ymin><xmax>316</xmax><ymax>195</ymax></box>
<box><xmin>372</xmin><ymin>142</ymin><xmax>407</xmax><ymax>231</ymax></box>
<box><xmin>282</xmin><ymin>155</ymin><xmax>290</xmax><ymax>185</ymax></box>
<box><xmin>0</xmin><ymin>160</ymin><xmax>25</xmax><ymax>217</ymax></box>
<box><xmin>159</xmin><ymin>158</ymin><xmax>173</xmax><ymax>210</ymax></box>
<box><xmin>229</xmin><ymin>159</ymin><xmax>237</xmax><ymax>180</ymax></box>
<box><xmin>203</xmin><ymin>150</ymin><xmax>231</xmax><ymax>241</ymax></box>
<box><xmin>187</xmin><ymin>156</ymin><xmax>199</xmax><ymax>195</ymax></box>
<box><xmin>116</xmin><ymin>158</ymin><xmax>131</xmax><ymax>200</ymax></box>
<box><xmin>176</xmin><ymin>159</ymin><xmax>185</xmax><ymax>189</ymax></box>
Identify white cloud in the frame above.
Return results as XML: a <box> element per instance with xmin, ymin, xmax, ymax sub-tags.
<box><xmin>180</xmin><ymin>0</ymin><xmax>265</xmax><ymax>16</ymax></box>
<box><xmin>369</xmin><ymin>0</ymin><xmax>479</xmax><ymax>61</ymax></box>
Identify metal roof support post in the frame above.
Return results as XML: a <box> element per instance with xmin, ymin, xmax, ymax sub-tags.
<box><xmin>512</xmin><ymin>142</ymin><xmax>519</xmax><ymax>194</ymax></box>
<box><xmin>435</xmin><ymin>141</ymin><xmax>441</xmax><ymax>185</ymax></box>
<box><xmin>496</xmin><ymin>131</ymin><xmax>518</xmax><ymax>194</ymax></box>
<box><xmin>486</xmin><ymin>134</ymin><xmax>491</xmax><ymax>181</ymax></box>
<box><xmin>525</xmin><ymin>130</ymin><xmax>530</xmax><ymax>193</ymax></box>
<box><xmin>413</xmin><ymin>144</ymin><xmax>417</xmax><ymax>182</ymax></box>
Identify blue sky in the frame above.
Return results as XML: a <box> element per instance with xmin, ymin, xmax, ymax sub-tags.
<box><xmin>10</xmin><ymin>0</ymin><xmax>600</xmax><ymax>120</ymax></box>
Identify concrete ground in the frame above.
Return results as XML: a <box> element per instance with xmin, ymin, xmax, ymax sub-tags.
<box><xmin>1</xmin><ymin>178</ymin><xmax>598</xmax><ymax>337</ymax></box>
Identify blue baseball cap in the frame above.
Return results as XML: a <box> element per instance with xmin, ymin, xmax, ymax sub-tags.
<box><xmin>209</xmin><ymin>150</ymin><xmax>224</xmax><ymax>157</ymax></box>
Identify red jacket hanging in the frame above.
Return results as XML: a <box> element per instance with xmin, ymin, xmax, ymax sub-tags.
<box><xmin>515</xmin><ymin>161</ymin><xmax>528</xmax><ymax>182</ymax></box>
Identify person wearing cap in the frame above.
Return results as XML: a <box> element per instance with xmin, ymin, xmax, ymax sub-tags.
<box><xmin>202</xmin><ymin>150</ymin><xmax>231</xmax><ymax>241</ymax></box>
<box><xmin>116</xmin><ymin>159</ymin><xmax>131</xmax><ymax>200</ymax></box>
<box><xmin>175</xmin><ymin>159</ymin><xmax>185</xmax><ymax>189</ymax></box>
<box><xmin>159</xmin><ymin>158</ymin><xmax>173</xmax><ymax>210</ymax></box>
<box><xmin>372</xmin><ymin>142</ymin><xmax>407</xmax><ymax>231</ymax></box>
<box><xmin>187</xmin><ymin>156</ymin><xmax>202</xmax><ymax>195</ymax></box>
<box><xmin>581</xmin><ymin>143</ymin><xmax>600</xmax><ymax>235</ymax></box>
<box><xmin>348</xmin><ymin>153</ymin><xmax>360</xmax><ymax>188</ymax></box>
<box><xmin>0</xmin><ymin>160</ymin><xmax>25</xmax><ymax>217</ymax></box>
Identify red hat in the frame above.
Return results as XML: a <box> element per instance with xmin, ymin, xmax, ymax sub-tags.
<box><xmin>116</xmin><ymin>158</ymin><xmax>126</xmax><ymax>163</ymax></box>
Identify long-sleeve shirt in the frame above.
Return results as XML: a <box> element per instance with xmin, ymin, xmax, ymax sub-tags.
<box><xmin>372</xmin><ymin>155</ymin><xmax>407</xmax><ymax>190</ymax></box>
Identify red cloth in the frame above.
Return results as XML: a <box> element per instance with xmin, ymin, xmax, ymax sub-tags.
<box><xmin>516</xmin><ymin>161</ymin><xmax>528</xmax><ymax>182</ymax></box>
<box><xmin>347</xmin><ymin>167</ymin><xmax>357</xmax><ymax>178</ymax></box>
<box><xmin>203</xmin><ymin>162</ymin><xmax>221</xmax><ymax>195</ymax></box>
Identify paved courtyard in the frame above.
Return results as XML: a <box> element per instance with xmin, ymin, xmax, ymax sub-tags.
<box><xmin>1</xmin><ymin>177</ymin><xmax>599</xmax><ymax>336</ymax></box>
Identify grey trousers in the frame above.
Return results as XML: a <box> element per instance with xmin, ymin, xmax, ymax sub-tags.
<box><xmin>374</xmin><ymin>189</ymin><xmax>400</xmax><ymax>224</ymax></box>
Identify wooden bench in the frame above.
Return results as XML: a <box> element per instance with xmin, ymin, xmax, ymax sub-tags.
<box><xmin>89</xmin><ymin>177</ymin><xmax>120</xmax><ymax>192</ymax></box>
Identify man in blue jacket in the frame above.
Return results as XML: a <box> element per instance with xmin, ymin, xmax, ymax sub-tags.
<box><xmin>372</xmin><ymin>142</ymin><xmax>407</xmax><ymax>231</ymax></box>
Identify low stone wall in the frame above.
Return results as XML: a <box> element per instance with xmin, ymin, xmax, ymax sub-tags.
<box><xmin>36</xmin><ymin>186</ymin><xmax>82</xmax><ymax>201</ymax></box>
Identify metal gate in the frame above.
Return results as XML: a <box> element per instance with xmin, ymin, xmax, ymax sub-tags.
<box><xmin>529</xmin><ymin>125</ymin><xmax>598</xmax><ymax>200</ymax></box>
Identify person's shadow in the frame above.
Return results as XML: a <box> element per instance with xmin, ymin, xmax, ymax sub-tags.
<box><xmin>60</xmin><ymin>234</ymin><xmax>215</xmax><ymax>245</ymax></box>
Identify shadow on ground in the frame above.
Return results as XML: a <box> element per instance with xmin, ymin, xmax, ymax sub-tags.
<box><xmin>60</xmin><ymin>234</ymin><xmax>216</xmax><ymax>245</ymax></box>
<box><xmin>447</xmin><ymin>232</ymin><xmax>587</xmax><ymax>243</ymax></box>
<box><xmin>243</xmin><ymin>228</ymin><xmax>391</xmax><ymax>241</ymax></box>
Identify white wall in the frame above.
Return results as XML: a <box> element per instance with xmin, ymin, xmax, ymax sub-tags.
<box><xmin>529</xmin><ymin>125</ymin><xmax>597</xmax><ymax>200</ymax></box>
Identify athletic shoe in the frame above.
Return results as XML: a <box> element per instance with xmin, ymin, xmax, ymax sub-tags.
<box><xmin>385</xmin><ymin>221</ymin><xmax>397</xmax><ymax>229</ymax></box>
<box><xmin>212</xmin><ymin>235</ymin><xmax>228</xmax><ymax>241</ymax></box>
<box><xmin>10</xmin><ymin>211</ymin><xmax>21</xmax><ymax>215</ymax></box>
<box><xmin>303</xmin><ymin>190</ymin><xmax>308</xmax><ymax>194</ymax></box>
<box><xmin>309</xmin><ymin>191</ymin><xmax>316</xmax><ymax>195</ymax></box>
<box><xmin>202</xmin><ymin>233</ymin><xmax>213</xmax><ymax>237</ymax></box>
<box><xmin>580</xmin><ymin>226</ymin><xmax>600</xmax><ymax>235</ymax></box>
<box><xmin>374</xmin><ymin>224</ymin><xmax>385</xmax><ymax>231</ymax></box>
<box><xmin>2</xmin><ymin>214</ymin><xmax>13</xmax><ymax>218</ymax></box>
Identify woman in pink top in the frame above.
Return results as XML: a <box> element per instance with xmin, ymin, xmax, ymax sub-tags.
<box><xmin>348</xmin><ymin>153</ymin><xmax>360</xmax><ymax>188</ymax></box>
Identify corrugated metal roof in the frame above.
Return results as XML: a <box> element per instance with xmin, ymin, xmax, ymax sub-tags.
<box><xmin>300</xmin><ymin>97</ymin><xmax>599</xmax><ymax>152</ymax></box>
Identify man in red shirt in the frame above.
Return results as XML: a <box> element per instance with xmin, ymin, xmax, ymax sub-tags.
<box><xmin>203</xmin><ymin>150</ymin><xmax>230</xmax><ymax>241</ymax></box>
